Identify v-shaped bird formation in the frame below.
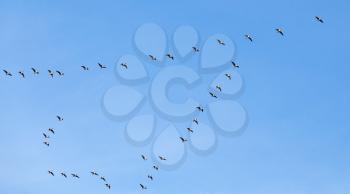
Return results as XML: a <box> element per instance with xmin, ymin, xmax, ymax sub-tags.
<box><xmin>4</xmin><ymin>16</ymin><xmax>325</xmax><ymax>192</ymax></box>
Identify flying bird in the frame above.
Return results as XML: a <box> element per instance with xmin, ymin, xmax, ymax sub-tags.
<box><xmin>101</xmin><ymin>176</ymin><xmax>106</xmax><ymax>182</ymax></box>
<box><xmin>149</xmin><ymin>55</ymin><xmax>157</xmax><ymax>61</ymax></box>
<box><xmin>56</xmin><ymin>70</ymin><xmax>64</xmax><ymax>76</ymax></box>
<box><xmin>3</xmin><ymin>70</ymin><xmax>12</xmax><ymax>76</ymax></box>
<box><xmin>225</xmin><ymin>73</ymin><xmax>232</xmax><ymax>80</ymax></box>
<box><xmin>216</xmin><ymin>85</ymin><xmax>222</xmax><ymax>92</ymax></box>
<box><xmin>71</xmin><ymin>173</ymin><xmax>80</xmax><ymax>179</ymax></box>
<box><xmin>166</xmin><ymin>53</ymin><xmax>174</xmax><ymax>60</ymax></box>
<box><xmin>245</xmin><ymin>34</ymin><xmax>253</xmax><ymax>42</ymax></box>
<box><xmin>315</xmin><ymin>16</ymin><xmax>324</xmax><ymax>23</ymax></box>
<box><xmin>48</xmin><ymin>70</ymin><xmax>54</xmax><ymax>78</ymax></box>
<box><xmin>81</xmin><ymin>65</ymin><xmax>89</xmax><ymax>70</ymax></box>
<box><xmin>180</xmin><ymin>137</ymin><xmax>188</xmax><ymax>143</ymax></box>
<box><xmin>140</xmin><ymin>184</ymin><xmax>147</xmax><ymax>190</ymax></box>
<box><xmin>141</xmin><ymin>154</ymin><xmax>147</xmax><ymax>161</ymax></box>
<box><xmin>231</xmin><ymin>61</ymin><xmax>240</xmax><ymax>68</ymax></box>
<box><xmin>120</xmin><ymin>63</ymin><xmax>128</xmax><ymax>69</ymax></box>
<box><xmin>48</xmin><ymin>170</ymin><xmax>54</xmax><ymax>176</ymax></box>
<box><xmin>31</xmin><ymin>68</ymin><xmax>39</xmax><ymax>75</ymax></box>
<box><xmin>209</xmin><ymin>92</ymin><xmax>218</xmax><ymax>98</ymax></box>
<box><xmin>43</xmin><ymin>141</ymin><xmax>50</xmax><ymax>147</ymax></box>
<box><xmin>105</xmin><ymin>183</ymin><xmax>111</xmax><ymax>189</ymax></box>
<box><xmin>147</xmin><ymin>175</ymin><xmax>153</xmax><ymax>181</ymax></box>
<box><xmin>90</xmin><ymin>171</ymin><xmax>98</xmax><ymax>176</ymax></box>
<box><xmin>276</xmin><ymin>28</ymin><xmax>284</xmax><ymax>36</ymax></box>
<box><xmin>196</xmin><ymin>106</ymin><xmax>204</xmax><ymax>112</ymax></box>
<box><xmin>56</xmin><ymin>116</ymin><xmax>63</xmax><ymax>121</ymax></box>
<box><xmin>192</xmin><ymin>46</ymin><xmax>200</xmax><ymax>52</ymax></box>
<box><xmin>217</xmin><ymin>39</ymin><xmax>225</xmax><ymax>45</ymax></box>
<box><xmin>193</xmin><ymin>118</ymin><xmax>199</xmax><ymax>125</ymax></box>
<box><xmin>98</xmin><ymin>63</ymin><xmax>107</xmax><ymax>69</ymax></box>
<box><xmin>158</xmin><ymin>156</ymin><xmax>166</xmax><ymax>161</ymax></box>
<box><xmin>43</xmin><ymin>133</ymin><xmax>50</xmax><ymax>138</ymax></box>
<box><xmin>48</xmin><ymin>128</ymin><xmax>55</xmax><ymax>134</ymax></box>
<box><xmin>153</xmin><ymin>165</ymin><xmax>159</xmax><ymax>170</ymax></box>
<box><xmin>61</xmin><ymin>173</ymin><xmax>67</xmax><ymax>178</ymax></box>
<box><xmin>18</xmin><ymin>71</ymin><xmax>25</xmax><ymax>78</ymax></box>
<box><xmin>187</xmin><ymin>127</ymin><xmax>194</xmax><ymax>133</ymax></box>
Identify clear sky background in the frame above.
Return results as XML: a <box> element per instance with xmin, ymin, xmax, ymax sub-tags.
<box><xmin>0</xmin><ymin>0</ymin><xmax>350</xmax><ymax>194</ymax></box>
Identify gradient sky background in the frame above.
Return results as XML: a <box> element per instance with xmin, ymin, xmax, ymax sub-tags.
<box><xmin>0</xmin><ymin>0</ymin><xmax>350</xmax><ymax>194</ymax></box>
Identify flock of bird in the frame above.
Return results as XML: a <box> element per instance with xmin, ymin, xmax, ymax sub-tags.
<box><xmin>45</xmin><ymin>115</ymin><xmax>113</xmax><ymax>190</ymax></box>
<box><xmin>4</xmin><ymin>15</ymin><xmax>325</xmax><ymax>192</ymax></box>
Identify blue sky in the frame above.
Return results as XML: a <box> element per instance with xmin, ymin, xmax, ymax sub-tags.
<box><xmin>0</xmin><ymin>0</ymin><xmax>350</xmax><ymax>194</ymax></box>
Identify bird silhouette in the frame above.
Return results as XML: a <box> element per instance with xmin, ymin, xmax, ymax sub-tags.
<box><xmin>276</xmin><ymin>28</ymin><xmax>284</xmax><ymax>36</ymax></box>
<box><xmin>48</xmin><ymin>170</ymin><xmax>54</xmax><ymax>176</ymax></box>
<box><xmin>90</xmin><ymin>171</ymin><xmax>99</xmax><ymax>176</ymax></box>
<box><xmin>231</xmin><ymin>61</ymin><xmax>240</xmax><ymax>68</ymax></box>
<box><xmin>43</xmin><ymin>141</ymin><xmax>50</xmax><ymax>147</ymax></box>
<box><xmin>71</xmin><ymin>173</ymin><xmax>80</xmax><ymax>179</ymax></box>
<box><xmin>149</xmin><ymin>55</ymin><xmax>157</xmax><ymax>61</ymax></box>
<box><xmin>153</xmin><ymin>165</ymin><xmax>159</xmax><ymax>170</ymax></box>
<box><xmin>192</xmin><ymin>46</ymin><xmax>200</xmax><ymax>52</ymax></box>
<box><xmin>158</xmin><ymin>156</ymin><xmax>166</xmax><ymax>161</ymax></box>
<box><xmin>101</xmin><ymin>176</ymin><xmax>106</xmax><ymax>182</ymax></box>
<box><xmin>48</xmin><ymin>128</ymin><xmax>55</xmax><ymax>134</ymax></box>
<box><xmin>140</xmin><ymin>184</ymin><xmax>147</xmax><ymax>190</ymax></box>
<box><xmin>120</xmin><ymin>63</ymin><xmax>128</xmax><ymax>69</ymax></box>
<box><xmin>105</xmin><ymin>183</ymin><xmax>111</xmax><ymax>189</ymax></box>
<box><xmin>43</xmin><ymin>133</ymin><xmax>50</xmax><ymax>138</ymax></box>
<box><xmin>18</xmin><ymin>71</ymin><xmax>25</xmax><ymax>78</ymax></box>
<box><xmin>245</xmin><ymin>34</ymin><xmax>253</xmax><ymax>42</ymax></box>
<box><xmin>315</xmin><ymin>16</ymin><xmax>324</xmax><ymax>23</ymax></box>
<box><xmin>141</xmin><ymin>154</ymin><xmax>147</xmax><ymax>161</ymax></box>
<box><xmin>187</xmin><ymin>127</ymin><xmax>194</xmax><ymax>133</ymax></box>
<box><xmin>196</xmin><ymin>106</ymin><xmax>204</xmax><ymax>112</ymax></box>
<box><xmin>57</xmin><ymin>116</ymin><xmax>63</xmax><ymax>121</ymax></box>
<box><xmin>225</xmin><ymin>73</ymin><xmax>232</xmax><ymax>80</ymax></box>
<box><xmin>166</xmin><ymin>53</ymin><xmax>174</xmax><ymax>60</ymax></box>
<box><xmin>98</xmin><ymin>63</ymin><xmax>107</xmax><ymax>69</ymax></box>
<box><xmin>3</xmin><ymin>70</ymin><xmax>12</xmax><ymax>76</ymax></box>
<box><xmin>193</xmin><ymin>118</ymin><xmax>199</xmax><ymax>125</ymax></box>
<box><xmin>209</xmin><ymin>92</ymin><xmax>218</xmax><ymax>98</ymax></box>
<box><xmin>180</xmin><ymin>137</ymin><xmax>188</xmax><ymax>143</ymax></box>
<box><xmin>56</xmin><ymin>70</ymin><xmax>64</xmax><ymax>76</ymax></box>
<box><xmin>147</xmin><ymin>175</ymin><xmax>153</xmax><ymax>181</ymax></box>
<box><xmin>216</xmin><ymin>85</ymin><xmax>222</xmax><ymax>92</ymax></box>
<box><xmin>48</xmin><ymin>70</ymin><xmax>54</xmax><ymax>78</ymax></box>
<box><xmin>31</xmin><ymin>68</ymin><xmax>39</xmax><ymax>75</ymax></box>
<box><xmin>61</xmin><ymin>173</ymin><xmax>67</xmax><ymax>178</ymax></box>
<box><xmin>81</xmin><ymin>65</ymin><xmax>89</xmax><ymax>71</ymax></box>
<box><xmin>217</xmin><ymin>39</ymin><xmax>225</xmax><ymax>45</ymax></box>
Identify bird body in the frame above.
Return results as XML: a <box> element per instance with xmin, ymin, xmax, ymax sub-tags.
<box><xmin>209</xmin><ymin>92</ymin><xmax>218</xmax><ymax>98</ymax></box>
<box><xmin>276</xmin><ymin>28</ymin><xmax>284</xmax><ymax>36</ymax></box>
<box><xmin>187</xmin><ymin>127</ymin><xmax>194</xmax><ymax>133</ymax></box>
<box><xmin>153</xmin><ymin>165</ymin><xmax>159</xmax><ymax>170</ymax></box>
<box><xmin>225</xmin><ymin>73</ymin><xmax>232</xmax><ymax>80</ymax></box>
<box><xmin>43</xmin><ymin>141</ymin><xmax>50</xmax><ymax>146</ymax></box>
<box><xmin>158</xmin><ymin>156</ymin><xmax>166</xmax><ymax>161</ymax></box>
<box><xmin>147</xmin><ymin>175</ymin><xmax>153</xmax><ymax>180</ymax></box>
<box><xmin>105</xmin><ymin>183</ymin><xmax>111</xmax><ymax>189</ymax></box>
<box><xmin>31</xmin><ymin>68</ymin><xmax>39</xmax><ymax>75</ymax></box>
<box><xmin>180</xmin><ymin>137</ymin><xmax>188</xmax><ymax>143</ymax></box>
<box><xmin>141</xmin><ymin>154</ymin><xmax>147</xmax><ymax>161</ymax></box>
<box><xmin>196</xmin><ymin>106</ymin><xmax>204</xmax><ymax>112</ymax></box>
<box><xmin>48</xmin><ymin>171</ymin><xmax>54</xmax><ymax>176</ymax></box>
<box><xmin>231</xmin><ymin>61</ymin><xmax>240</xmax><ymax>68</ymax></box>
<box><xmin>166</xmin><ymin>53</ymin><xmax>174</xmax><ymax>60</ymax></box>
<box><xmin>149</xmin><ymin>55</ymin><xmax>157</xmax><ymax>61</ymax></box>
<box><xmin>61</xmin><ymin>173</ymin><xmax>67</xmax><ymax>178</ymax></box>
<box><xmin>71</xmin><ymin>173</ymin><xmax>80</xmax><ymax>178</ymax></box>
<box><xmin>192</xmin><ymin>46</ymin><xmax>200</xmax><ymax>52</ymax></box>
<box><xmin>193</xmin><ymin>118</ymin><xmax>199</xmax><ymax>125</ymax></box>
<box><xmin>3</xmin><ymin>70</ymin><xmax>12</xmax><ymax>76</ymax></box>
<box><xmin>315</xmin><ymin>16</ymin><xmax>324</xmax><ymax>23</ymax></box>
<box><xmin>18</xmin><ymin>71</ymin><xmax>25</xmax><ymax>78</ymax></box>
<box><xmin>56</xmin><ymin>70</ymin><xmax>64</xmax><ymax>76</ymax></box>
<box><xmin>120</xmin><ymin>63</ymin><xmax>128</xmax><ymax>69</ymax></box>
<box><xmin>57</xmin><ymin>116</ymin><xmax>63</xmax><ymax>121</ymax></box>
<box><xmin>216</xmin><ymin>85</ymin><xmax>222</xmax><ymax>92</ymax></box>
<box><xmin>81</xmin><ymin>65</ymin><xmax>89</xmax><ymax>70</ymax></box>
<box><xmin>140</xmin><ymin>184</ymin><xmax>147</xmax><ymax>190</ymax></box>
<box><xmin>98</xmin><ymin>63</ymin><xmax>107</xmax><ymax>69</ymax></box>
<box><xmin>217</xmin><ymin>39</ymin><xmax>225</xmax><ymax>45</ymax></box>
<box><xmin>245</xmin><ymin>34</ymin><xmax>253</xmax><ymax>42</ymax></box>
